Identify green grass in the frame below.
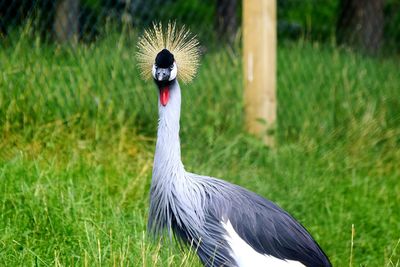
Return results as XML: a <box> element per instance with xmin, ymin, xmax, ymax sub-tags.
<box><xmin>1</xmin><ymin>28</ymin><xmax>400</xmax><ymax>266</ymax></box>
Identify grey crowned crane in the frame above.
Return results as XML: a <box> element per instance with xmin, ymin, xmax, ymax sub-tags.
<box><xmin>136</xmin><ymin>23</ymin><xmax>332</xmax><ymax>267</ymax></box>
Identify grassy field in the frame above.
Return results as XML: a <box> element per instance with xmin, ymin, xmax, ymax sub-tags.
<box><xmin>1</xmin><ymin>29</ymin><xmax>400</xmax><ymax>266</ymax></box>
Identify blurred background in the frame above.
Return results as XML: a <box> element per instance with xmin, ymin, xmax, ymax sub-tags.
<box><xmin>0</xmin><ymin>0</ymin><xmax>399</xmax><ymax>266</ymax></box>
<box><xmin>1</xmin><ymin>0</ymin><xmax>400</xmax><ymax>51</ymax></box>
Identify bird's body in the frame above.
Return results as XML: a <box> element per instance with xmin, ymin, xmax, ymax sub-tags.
<box><xmin>137</xmin><ymin>23</ymin><xmax>331</xmax><ymax>267</ymax></box>
<box><xmin>148</xmin><ymin>80</ymin><xmax>331</xmax><ymax>267</ymax></box>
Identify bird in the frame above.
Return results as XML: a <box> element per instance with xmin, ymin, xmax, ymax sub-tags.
<box><xmin>136</xmin><ymin>22</ymin><xmax>332</xmax><ymax>267</ymax></box>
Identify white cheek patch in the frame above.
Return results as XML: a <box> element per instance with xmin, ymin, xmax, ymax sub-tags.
<box><xmin>152</xmin><ymin>64</ymin><xmax>157</xmax><ymax>79</ymax></box>
<box><xmin>169</xmin><ymin>62</ymin><xmax>177</xmax><ymax>81</ymax></box>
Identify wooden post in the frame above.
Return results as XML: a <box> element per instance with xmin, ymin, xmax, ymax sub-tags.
<box><xmin>243</xmin><ymin>0</ymin><xmax>276</xmax><ymax>146</ymax></box>
<box><xmin>336</xmin><ymin>0</ymin><xmax>384</xmax><ymax>55</ymax></box>
<box><xmin>54</xmin><ymin>0</ymin><xmax>80</xmax><ymax>43</ymax></box>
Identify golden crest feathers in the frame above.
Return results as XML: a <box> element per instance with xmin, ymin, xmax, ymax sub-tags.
<box><xmin>136</xmin><ymin>22</ymin><xmax>200</xmax><ymax>83</ymax></box>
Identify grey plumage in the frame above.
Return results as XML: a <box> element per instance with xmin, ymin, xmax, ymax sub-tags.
<box><xmin>148</xmin><ymin>79</ymin><xmax>331</xmax><ymax>267</ymax></box>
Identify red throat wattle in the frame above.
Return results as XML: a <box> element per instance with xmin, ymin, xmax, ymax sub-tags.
<box><xmin>160</xmin><ymin>86</ymin><xmax>170</xmax><ymax>106</ymax></box>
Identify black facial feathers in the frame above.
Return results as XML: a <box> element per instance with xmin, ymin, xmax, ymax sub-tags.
<box><xmin>155</xmin><ymin>49</ymin><xmax>174</xmax><ymax>68</ymax></box>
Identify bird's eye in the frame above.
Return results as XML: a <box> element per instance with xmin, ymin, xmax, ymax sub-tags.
<box><xmin>169</xmin><ymin>65</ymin><xmax>174</xmax><ymax>71</ymax></box>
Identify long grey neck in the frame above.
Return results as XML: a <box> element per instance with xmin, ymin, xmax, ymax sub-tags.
<box><xmin>152</xmin><ymin>80</ymin><xmax>185</xmax><ymax>181</ymax></box>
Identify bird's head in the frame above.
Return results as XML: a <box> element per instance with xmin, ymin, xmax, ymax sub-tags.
<box><xmin>137</xmin><ymin>22</ymin><xmax>200</xmax><ymax>106</ymax></box>
<box><xmin>153</xmin><ymin>49</ymin><xmax>177</xmax><ymax>84</ymax></box>
<box><xmin>152</xmin><ymin>49</ymin><xmax>177</xmax><ymax>106</ymax></box>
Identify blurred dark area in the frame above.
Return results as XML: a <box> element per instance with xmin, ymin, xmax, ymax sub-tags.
<box><xmin>1</xmin><ymin>0</ymin><xmax>400</xmax><ymax>54</ymax></box>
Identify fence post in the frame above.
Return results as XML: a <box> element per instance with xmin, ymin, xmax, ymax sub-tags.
<box><xmin>243</xmin><ymin>0</ymin><xmax>276</xmax><ymax>146</ymax></box>
<box><xmin>54</xmin><ymin>0</ymin><xmax>79</xmax><ymax>43</ymax></box>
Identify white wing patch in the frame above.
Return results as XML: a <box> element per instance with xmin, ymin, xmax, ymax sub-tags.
<box><xmin>222</xmin><ymin>220</ymin><xmax>306</xmax><ymax>267</ymax></box>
